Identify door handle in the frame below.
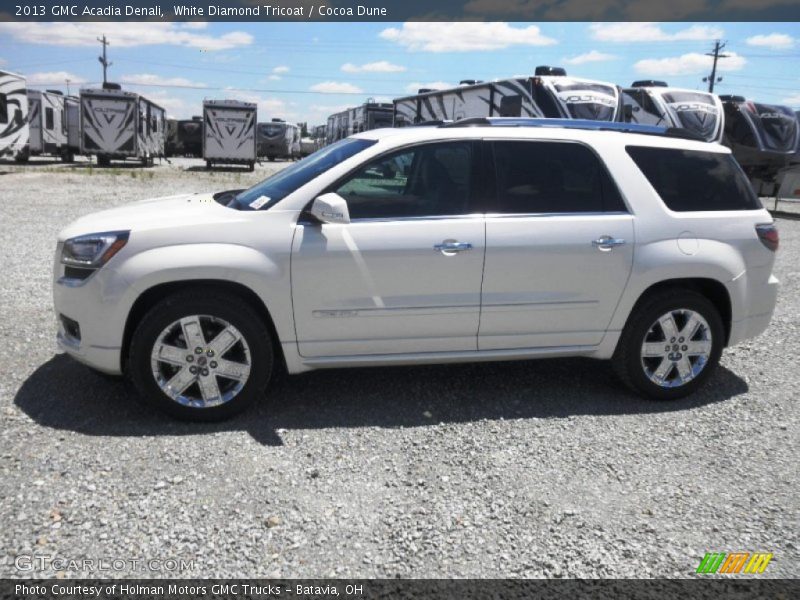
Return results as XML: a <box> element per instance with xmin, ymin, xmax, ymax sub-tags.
<box><xmin>592</xmin><ymin>236</ymin><xmax>626</xmax><ymax>252</ymax></box>
<box><xmin>434</xmin><ymin>240</ymin><xmax>473</xmax><ymax>255</ymax></box>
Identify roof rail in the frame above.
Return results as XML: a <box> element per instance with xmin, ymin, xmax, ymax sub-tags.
<box><xmin>439</xmin><ymin>117</ymin><xmax>707</xmax><ymax>141</ymax></box>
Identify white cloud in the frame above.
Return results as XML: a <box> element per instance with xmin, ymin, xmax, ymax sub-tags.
<box><xmin>140</xmin><ymin>91</ymin><xmax>191</xmax><ymax>118</ymax></box>
<box><xmin>634</xmin><ymin>52</ymin><xmax>746</xmax><ymax>76</ymax></box>
<box><xmin>782</xmin><ymin>94</ymin><xmax>800</xmax><ymax>107</ymax></box>
<box><xmin>379</xmin><ymin>22</ymin><xmax>557</xmax><ymax>52</ymax></box>
<box><xmin>746</xmin><ymin>33</ymin><xmax>795</xmax><ymax>50</ymax></box>
<box><xmin>341</xmin><ymin>61</ymin><xmax>407</xmax><ymax>73</ymax></box>
<box><xmin>309</xmin><ymin>81</ymin><xmax>363</xmax><ymax>94</ymax></box>
<box><xmin>562</xmin><ymin>50</ymin><xmax>617</xmax><ymax>66</ymax></box>
<box><xmin>404</xmin><ymin>81</ymin><xmax>452</xmax><ymax>93</ymax></box>
<box><xmin>25</xmin><ymin>71</ymin><xmax>87</xmax><ymax>85</ymax></box>
<box><xmin>272</xmin><ymin>66</ymin><xmax>290</xmax><ymax>74</ymax></box>
<box><xmin>0</xmin><ymin>22</ymin><xmax>252</xmax><ymax>50</ymax></box>
<box><xmin>120</xmin><ymin>73</ymin><xmax>206</xmax><ymax>88</ymax></box>
<box><xmin>590</xmin><ymin>22</ymin><xmax>723</xmax><ymax>43</ymax></box>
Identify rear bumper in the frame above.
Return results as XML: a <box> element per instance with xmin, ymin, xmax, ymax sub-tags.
<box><xmin>728</xmin><ymin>274</ymin><xmax>779</xmax><ymax>346</ymax></box>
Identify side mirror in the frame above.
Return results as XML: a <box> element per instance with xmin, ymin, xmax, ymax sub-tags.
<box><xmin>310</xmin><ymin>192</ymin><xmax>350</xmax><ymax>224</ymax></box>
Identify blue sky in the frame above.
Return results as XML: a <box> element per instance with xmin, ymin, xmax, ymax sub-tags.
<box><xmin>1</xmin><ymin>21</ymin><xmax>798</xmax><ymax>125</ymax></box>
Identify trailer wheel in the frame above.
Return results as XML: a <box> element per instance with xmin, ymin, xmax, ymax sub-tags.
<box><xmin>267</xmin><ymin>156</ymin><xmax>276</xmax><ymax>162</ymax></box>
<box><xmin>14</xmin><ymin>149</ymin><xmax>29</xmax><ymax>163</ymax></box>
<box><xmin>206</xmin><ymin>160</ymin><xmax>212</xmax><ymax>170</ymax></box>
<box><xmin>62</xmin><ymin>150</ymin><xmax>75</xmax><ymax>163</ymax></box>
<box><xmin>248</xmin><ymin>162</ymin><xmax>255</xmax><ymax>172</ymax></box>
<box><xmin>97</xmin><ymin>156</ymin><xmax>110</xmax><ymax>167</ymax></box>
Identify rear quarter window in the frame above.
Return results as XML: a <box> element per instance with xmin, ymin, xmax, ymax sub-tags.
<box><xmin>626</xmin><ymin>145</ymin><xmax>761</xmax><ymax>211</ymax></box>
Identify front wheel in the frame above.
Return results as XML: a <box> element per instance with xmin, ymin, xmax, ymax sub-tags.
<box><xmin>613</xmin><ymin>289</ymin><xmax>724</xmax><ymax>400</ymax></box>
<box><xmin>129</xmin><ymin>290</ymin><xmax>273</xmax><ymax>420</ymax></box>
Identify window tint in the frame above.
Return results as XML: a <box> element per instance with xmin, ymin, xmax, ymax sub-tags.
<box><xmin>336</xmin><ymin>142</ymin><xmax>474</xmax><ymax>219</ymax></box>
<box><xmin>626</xmin><ymin>146</ymin><xmax>761</xmax><ymax>211</ymax></box>
<box><xmin>45</xmin><ymin>107</ymin><xmax>54</xmax><ymax>130</ymax></box>
<box><xmin>492</xmin><ymin>141</ymin><xmax>626</xmax><ymax>214</ymax></box>
<box><xmin>0</xmin><ymin>93</ymin><xmax>7</xmax><ymax>124</ymax></box>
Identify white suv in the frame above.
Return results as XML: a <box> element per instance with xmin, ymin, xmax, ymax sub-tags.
<box><xmin>53</xmin><ymin>119</ymin><xmax>780</xmax><ymax>420</ymax></box>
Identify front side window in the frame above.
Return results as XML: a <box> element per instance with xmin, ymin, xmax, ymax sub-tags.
<box><xmin>45</xmin><ymin>107</ymin><xmax>54</xmax><ymax>130</ymax></box>
<box><xmin>626</xmin><ymin>146</ymin><xmax>761</xmax><ymax>211</ymax></box>
<box><xmin>335</xmin><ymin>142</ymin><xmax>474</xmax><ymax>220</ymax></box>
<box><xmin>492</xmin><ymin>141</ymin><xmax>626</xmax><ymax>214</ymax></box>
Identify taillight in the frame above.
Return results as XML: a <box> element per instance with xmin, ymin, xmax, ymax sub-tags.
<box><xmin>756</xmin><ymin>223</ymin><xmax>779</xmax><ymax>252</ymax></box>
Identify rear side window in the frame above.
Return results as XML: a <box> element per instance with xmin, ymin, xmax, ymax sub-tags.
<box><xmin>492</xmin><ymin>141</ymin><xmax>627</xmax><ymax>214</ymax></box>
<box><xmin>626</xmin><ymin>146</ymin><xmax>760</xmax><ymax>211</ymax></box>
<box><xmin>45</xmin><ymin>107</ymin><xmax>54</xmax><ymax>130</ymax></box>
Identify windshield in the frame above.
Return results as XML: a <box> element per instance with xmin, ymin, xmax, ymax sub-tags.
<box><xmin>230</xmin><ymin>138</ymin><xmax>376</xmax><ymax>211</ymax></box>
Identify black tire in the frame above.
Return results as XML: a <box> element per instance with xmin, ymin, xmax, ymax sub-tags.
<box><xmin>97</xmin><ymin>155</ymin><xmax>110</xmax><ymax>167</ymax></box>
<box><xmin>206</xmin><ymin>160</ymin><xmax>212</xmax><ymax>170</ymax></box>
<box><xmin>613</xmin><ymin>289</ymin><xmax>724</xmax><ymax>401</ymax></box>
<box><xmin>14</xmin><ymin>148</ymin><xmax>29</xmax><ymax>163</ymax></box>
<box><xmin>128</xmin><ymin>290</ymin><xmax>273</xmax><ymax>421</ymax></box>
<box><xmin>248</xmin><ymin>161</ymin><xmax>255</xmax><ymax>172</ymax></box>
<box><xmin>267</xmin><ymin>156</ymin><xmax>276</xmax><ymax>162</ymax></box>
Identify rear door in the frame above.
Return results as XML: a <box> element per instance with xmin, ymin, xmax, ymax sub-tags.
<box><xmin>479</xmin><ymin>140</ymin><xmax>634</xmax><ymax>350</ymax></box>
<box><xmin>291</xmin><ymin>141</ymin><xmax>487</xmax><ymax>357</ymax></box>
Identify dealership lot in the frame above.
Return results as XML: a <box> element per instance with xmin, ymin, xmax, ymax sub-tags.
<box><xmin>0</xmin><ymin>158</ymin><xmax>797</xmax><ymax>578</ymax></box>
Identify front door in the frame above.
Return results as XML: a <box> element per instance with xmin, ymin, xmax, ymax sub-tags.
<box><xmin>291</xmin><ymin>141</ymin><xmax>486</xmax><ymax>357</ymax></box>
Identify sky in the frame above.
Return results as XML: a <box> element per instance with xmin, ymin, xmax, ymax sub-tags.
<box><xmin>0</xmin><ymin>21</ymin><xmax>799</xmax><ymax>125</ymax></box>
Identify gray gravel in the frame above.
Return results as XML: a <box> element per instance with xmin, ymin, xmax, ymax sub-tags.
<box><xmin>0</xmin><ymin>157</ymin><xmax>798</xmax><ymax>579</ymax></box>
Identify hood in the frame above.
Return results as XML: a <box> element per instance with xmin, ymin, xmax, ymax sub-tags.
<box><xmin>57</xmin><ymin>192</ymin><xmax>247</xmax><ymax>241</ymax></box>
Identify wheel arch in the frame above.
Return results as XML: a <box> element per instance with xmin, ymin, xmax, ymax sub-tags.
<box><xmin>121</xmin><ymin>279</ymin><xmax>285</xmax><ymax>373</ymax></box>
<box><xmin>623</xmin><ymin>278</ymin><xmax>732</xmax><ymax>346</ymax></box>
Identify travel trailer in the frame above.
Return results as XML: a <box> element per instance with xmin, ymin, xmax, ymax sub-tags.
<box><xmin>0</xmin><ymin>70</ymin><xmax>29</xmax><ymax>161</ymax></box>
<box><xmin>80</xmin><ymin>83</ymin><xmax>165</xmax><ymax>166</ymax></box>
<box><xmin>256</xmin><ymin>119</ymin><xmax>300</xmax><ymax>161</ymax></box>
<box><xmin>622</xmin><ymin>81</ymin><xmax>724</xmax><ymax>143</ymax></box>
<box><xmin>203</xmin><ymin>99</ymin><xmax>257</xmax><ymax>170</ymax></box>
<box><xmin>325</xmin><ymin>101</ymin><xmax>393</xmax><ymax>145</ymax></box>
<box><xmin>27</xmin><ymin>89</ymin><xmax>79</xmax><ymax>161</ymax></box>
<box><xmin>165</xmin><ymin>118</ymin><xmax>179</xmax><ymax>156</ymax></box>
<box><xmin>311</xmin><ymin>124</ymin><xmax>326</xmax><ymax>151</ymax></box>
<box><xmin>393</xmin><ymin>67</ymin><xmax>625</xmax><ymax>126</ymax></box>
<box><xmin>720</xmin><ymin>95</ymin><xmax>800</xmax><ymax>194</ymax></box>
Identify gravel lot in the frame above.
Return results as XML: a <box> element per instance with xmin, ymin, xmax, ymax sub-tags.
<box><xmin>0</xmin><ymin>156</ymin><xmax>797</xmax><ymax>579</ymax></box>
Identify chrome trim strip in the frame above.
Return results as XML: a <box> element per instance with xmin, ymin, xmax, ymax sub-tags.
<box><xmin>313</xmin><ymin>305</ymin><xmax>479</xmax><ymax>318</ymax></box>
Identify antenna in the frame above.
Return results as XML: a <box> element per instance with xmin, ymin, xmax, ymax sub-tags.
<box><xmin>97</xmin><ymin>34</ymin><xmax>112</xmax><ymax>85</ymax></box>
<box><xmin>702</xmin><ymin>40</ymin><xmax>729</xmax><ymax>93</ymax></box>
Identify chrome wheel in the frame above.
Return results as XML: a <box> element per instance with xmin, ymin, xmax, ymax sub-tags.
<box><xmin>150</xmin><ymin>315</ymin><xmax>251</xmax><ymax>408</ymax></box>
<box><xmin>640</xmin><ymin>309</ymin><xmax>712</xmax><ymax>388</ymax></box>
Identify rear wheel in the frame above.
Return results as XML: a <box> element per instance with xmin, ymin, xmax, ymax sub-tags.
<box><xmin>129</xmin><ymin>290</ymin><xmax>273</xmax><ymax>421</ymax></box>
<box><xmin>613</xmin><ymin>289</ymin><xmax>724</xmax><ymax>400</ymax></box>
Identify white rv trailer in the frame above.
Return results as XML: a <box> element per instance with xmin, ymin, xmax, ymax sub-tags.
<box><xmin>203</xmin><ymin>99</ymin><xmax>257</xmax><ymax>170</ymax></box>
<box><xmin>393</xmin><ymin>67</ymin><xmax>624</xmax><ymax>126</ymax></box>
<box><xmin>0</xmin><ymin>70</ymin><xmax>29</xmax><ymax>161</ymax></box>
<box><xmin>257</xmin><ymin>119</ymin><xmax>300</xmax><ymax>161</ymax></box>
<box><xmin>27</xmin><ymin>89</ymin><xmax>78</xmax><ymax>161</ymax></box>
<box><xmin>325</xmin><ymin>101</ymin><xmax>393</xmax><ymax>145</ymax></box>
<box><xmin>80</xmin><ymin>84</ymin><xmax>165</xmax><ymax>166</ymax></box>
<box><xmin>621</xmin><ymin>81</ymin><xmax>724</xmax><ymax>143</ymax></box>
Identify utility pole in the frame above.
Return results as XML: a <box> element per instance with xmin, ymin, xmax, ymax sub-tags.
<box><xmin>97</xmin><ymin>35</ymin><xmax>112</xmax><ymax>85</ymax></box>
<box><xmin>703</xmin><ymin>40</ymin><xmax>729</xmax><ymax>93</ymax></box>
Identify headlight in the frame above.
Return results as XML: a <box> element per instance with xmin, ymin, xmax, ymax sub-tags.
<box><xmin>61</xmin><ymin>231</ymin><xmax>130</xmax><ymax>269</ymax></box>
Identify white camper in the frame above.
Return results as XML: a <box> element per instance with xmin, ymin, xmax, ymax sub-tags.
<box><xmin>325</xmin><ymin>101</ymin><xmax>393</xmax><ymax>145</ymax></box>
<box><xmin>203</xmin><ymin>99</ymin><xmax>257</xmax><ymax>170</ymax></box>
<box><xmin>80</xmin><ymin>84</ymin><xmax>165</xmax><ymax>166</ymax></box>
<box><xmin>393</xmin><ymin>66</ymin><xmax>624</xmax><ymax>126</ymax></box>
<box><xmin>27</xmin><ymin>89</ymin><xmax>76</xmax><ymax>161</ymax></box>
<box><xmin>0</xmin><ymin>70</ymin><xmax>29</xmax><ymax>161</ymax></box>
<box><xmin>622</xmin><ymin>81</ymin><xmax>725</xmax><ymax>143</ymax></box>
<box><xmin>257</xmin><ymin>119</ymin><xmax>300</xmax><ymax>161</ymax></box>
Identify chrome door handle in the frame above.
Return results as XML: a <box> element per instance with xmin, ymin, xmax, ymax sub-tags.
<box><xmin>592</xmin><ymin>236</ymin><xmax>626</xmax><ymax>251</ymax></box>
<box><xmin>434</xmin><ymin>240</ymin><xmax>473</xmax><ymax>255</ymax></box>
